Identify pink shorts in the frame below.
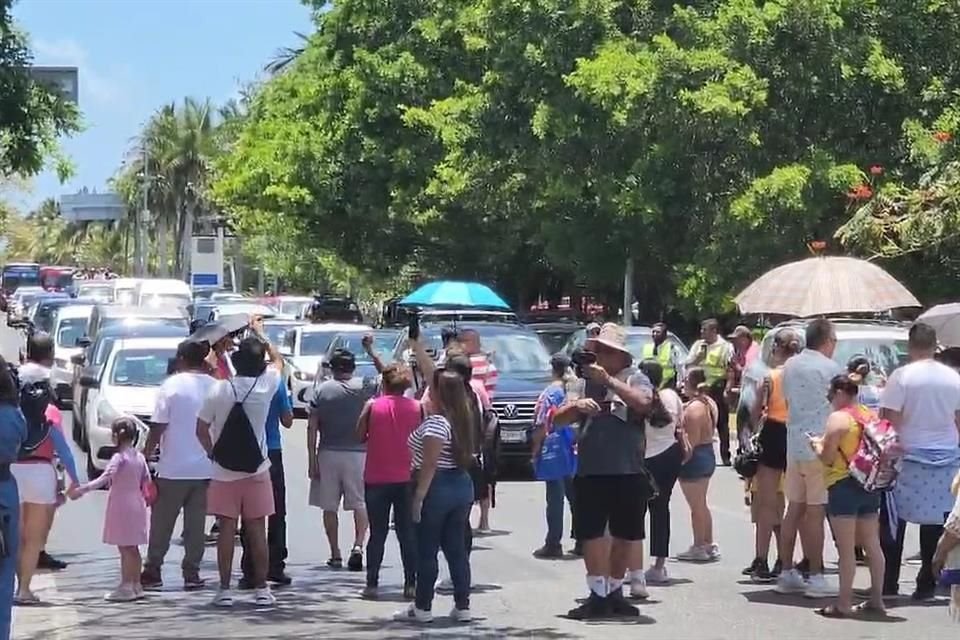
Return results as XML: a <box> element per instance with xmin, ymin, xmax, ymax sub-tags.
<box><xmin>207</xmin><ymin>472</ymin><xmax>275</xmax><ymax>520</ymax></box>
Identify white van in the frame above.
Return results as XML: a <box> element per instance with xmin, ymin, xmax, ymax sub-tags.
<box><xmin>135</xmin><ymin>278</ymin><xmax>192</xmax><ymax>310</ymax></box>
<box><xmin>111</xmin><ymin>278</ymin><xmax>142</xmax><ymax>306</ymax></box>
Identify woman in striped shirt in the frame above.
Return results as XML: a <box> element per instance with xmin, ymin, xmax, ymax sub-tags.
<box><xmin>395</xmin><ymin>369</ymin><xmax>477</xmax><ymax>624</ymax></box>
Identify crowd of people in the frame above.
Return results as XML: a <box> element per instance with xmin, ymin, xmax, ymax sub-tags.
<box><xmin>0</xmin><ymin>312</ymin><xmax>959</xmax><ymax>635</ymax></box>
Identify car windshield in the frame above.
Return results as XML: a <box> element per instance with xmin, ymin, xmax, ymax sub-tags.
<box><xmin>833</xmin><ymin>338</ymin><xmax>909</xmax><ymax>379</ymax></box>
<box><xmin>300</xmin><ymin>330</ymin><xmax>341</xmax><ymax>355</ymax></box>
<box><xmin>535</xmin><ymin>328</ymin><xmax>579</xmax><ymax>355</ymax></box>
<box><xmin>56</xmin><ymin>317</ymin><xmax>88</xmax><ymax>348</ymax></box>
<box><xmin>481</xmin><ymin>331</ymin><xmax>552</xmax><ymax>375</ymax></box>
<box><xmin>34</xmin><ymin>305</ymin><xmax>60</xmax><ymax>333</ymax></box>
<box><xmin>141</xmin><ymin>293</ymin><xmax>191</xmax><ymax>309</ymax></box>
<box><xmin>114</xmin><ymin>289</ymin><xmax>136</xmax><ymax>306</ymax></box>
<box><xmin>332</xmin><ymin>331</ymin><xmax>399</xmax><ymax>363</ymax></box>
<box><xmin>110</xmin><ymin>348</ymin><xmax>176</xmax><ymax>386</ymax></box>
<box><xmin>76</xmin><ymin>284</ymin><xmax>113</xmax><ymax>302</ymax></box>
<box><xmin>103</xmin><ymin>316</ymin><xmax>188</xmax><ymax>331</ymax></box>
<box><xmin>263</xmin><ymin>323</ymin><xmax>296</xmax><ymax>345</ymax></box>
<box><xmin>279</xmin><ymin>300</ymin><xmax>308</xmax><ymax>316</ymax></box>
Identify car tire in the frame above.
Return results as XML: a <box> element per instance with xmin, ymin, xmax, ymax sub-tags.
<box><xmin>85</xmin><ymin>450</ymin><xmax>101</xmax><ymax>481</ymax></box>
<box><xmin>71</xmin><ymin>412</ymin><xmax>82</xmax><ymax>444</ymax></box>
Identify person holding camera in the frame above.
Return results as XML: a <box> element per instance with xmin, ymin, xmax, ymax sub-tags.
<box><xmin>307</xmin><ymin>348</ymin><xmax>378</xmax><ymax>572</ymax></box>
<box><xmin>553</xmin><ymin>323</ymin><xmax>655</xmax><ymax>620</ymax></box>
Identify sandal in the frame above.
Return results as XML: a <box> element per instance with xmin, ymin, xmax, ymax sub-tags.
<box><xmin>14</xmin><ymin>592</ymin><xmax>40</xmax><ymax>606</ymax></box>
<box><xmin>814</xmin><ymin>605</ymin><xmax>850</xmax><ymax>619</ymax></box>
<box><xmin>326</xmin><ymin>557</ymin><xmax>343</xmax><ymax>569</ymax></box>
<box><xmin>853</xmin><ymin>602</ymin><xmax>887</xmax><ymax>616</ymax></box>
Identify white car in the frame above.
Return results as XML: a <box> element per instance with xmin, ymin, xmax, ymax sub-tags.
<box><xmin>271</xmin><ymin>295</ymin><xmax>314</xmax><ymax>319</ymax></box>
<box><xmin>135</xmin><ymin>278</ymin><xmax>192</xmax><ymax>310</ymax></box>
<box><xmin>73</xmin><ymin>280</ymin><xmax>114</xmax><ymax>303</ymax></box>
<box><xmin>77</xmin><ymin>336</ymin><xmax>181</xmax><ymax>478</ymax></box>
<box><xmin>282</xmin><ymin>323</ymin><xmax>372</xmax><ymax>415</ymax></box>
<box><xmin>6</xmin><ymin>286</ymin><xmax>45</xmax><ymax>321</ymax></box>
<box><xmin>111</xmin><ymin>278</ymin><xmax>142</xmax><ymax>306</ymax></box>
<box><xmin>50</xmin><ymin>303</ymin><xmax>94</xmax><ymax>407</ymax></box>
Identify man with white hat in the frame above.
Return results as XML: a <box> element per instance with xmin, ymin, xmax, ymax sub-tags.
<box><xmin>553</xmin><ymin>323</ymin><xmax>656</xmax><ymax>620</ymax></box>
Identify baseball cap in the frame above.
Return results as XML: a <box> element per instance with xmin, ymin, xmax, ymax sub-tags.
<box><xmin>728</xmin><ymin>325</ymin><xmax>752</xmax><ymax>339</ymax></box>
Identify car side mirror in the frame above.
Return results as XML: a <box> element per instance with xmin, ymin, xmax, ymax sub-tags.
<box><xmin>79</xmin><ymin>374</ymin><xmax>99</xmax><ymax>389</ymax></box>
<box><xmin>70</xmin><ymin>354</ymin><xmax>85</xmax><ymax>366</ymax></box>
<box><xmin>76</xmin><ymin>336</ymin><xmax>91</xmax><ymax>348</ymax></box>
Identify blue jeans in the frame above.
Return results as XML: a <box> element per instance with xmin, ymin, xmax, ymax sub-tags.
<box><xmin>545</xmin><ymin>476</ymin><xmax>575</xmax><ymax>547</ymax></box>
<box><xmin>0</xmin><ymin>479</ymin><xmax>19</xmax><ymax>640</ymax></box>
<box><xmin>365</xmin><ymin>482</ymin><xmax>416</xmax><ymax>588</ymax></box>
<box><xmin>415</xmin><ymin>469</ymin><xmax>473</xmax><ymax>611</ymax></box>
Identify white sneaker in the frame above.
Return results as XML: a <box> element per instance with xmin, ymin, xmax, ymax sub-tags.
<box><xmin>804</xmin><ymin>574</ymin><xmax>838</xmax><ymax>599</ymax></box>
<box><xmin>449</xmin><ymin>606</ymin><xmax>473</xmax><ymax>623</ymax></box>
<box><xmin>104</xmin><ymin>586</ymin><xmax>137</xmax><ymax>602</ymax></box>
<box><xmin>775</xmin><ymin>569</ymin><xmax>807</xmax><ymax>595</ymax></box>
<box><xmin>629</xmin><ymin>575</ymin><xmax>649</xmax><ymax>600</ymax></box>
<box><xmin>706</xmin><ymin>543</ymin><xmax>721</xmax><ymax>560</ymax></box>
<box><xmin>393</xmin><ymin>603</ymin><xmax>433</xmax><ymax>623</ymax></box>
<box><xmin>645</xmin><ymin>566</ymin><xmax>670</xmax><ymax>585</ymax></box>
<box><xmin>212</xmin><ymin>588</ymin><xmax>234</xmax><ymax>607</ymax></box>
<box><xmin>676</xmin><ymin>545</ymin><xmax>712</xmax><ymax>562</ymax></box>
<box><xmin>254</xmin><ymin>587</ymin><xmax>276</xmax><ymax>607</ymax></box>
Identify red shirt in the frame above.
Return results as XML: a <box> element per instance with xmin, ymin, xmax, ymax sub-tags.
<box><xmin>469</xmin><ymin>353</ymin><xmax>498</xmax><ymax>398</ymax></box>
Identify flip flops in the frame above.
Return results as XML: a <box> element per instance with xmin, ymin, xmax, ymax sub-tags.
<box><xmin>326</xmin><ymin>556</ymin><xmax>343</xmax><ymax>569</ymax></box>
<box><xmin>815</xmin><ymin>605</ymin><xmax>850</xmax><ymax>618</ymax></box>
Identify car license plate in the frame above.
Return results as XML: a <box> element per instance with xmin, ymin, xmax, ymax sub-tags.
<box><xmin>501</xmin><ymin>429</ymin><xmax>526</xmax><ymax>443</ymax></box>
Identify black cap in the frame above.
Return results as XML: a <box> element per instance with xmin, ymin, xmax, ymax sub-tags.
<box><xmin>550</xmin><ymin>353</ymin><xmax>571</xmax><ymax>371</ymax></box>
<box><xmin>329</xmin><ymin>348</ymin><xmax>356</xmax><ymax>372</ymax></box>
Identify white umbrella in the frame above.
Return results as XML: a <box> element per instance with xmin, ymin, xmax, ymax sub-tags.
<box><xmin>734</xmin><ymin>256</ymin><xmax>920</xmax><ymax>317</ymax></box>
<box><xmin>918</xmin><ymin>303</ymin><xmax>960</xmax><ymax>347</ymax></box>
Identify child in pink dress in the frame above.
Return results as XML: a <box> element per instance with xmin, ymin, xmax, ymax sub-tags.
<box><xmin>77</xmin><ymin>418</ymin><xmax>151</xmax><ymax>602</ymax></box>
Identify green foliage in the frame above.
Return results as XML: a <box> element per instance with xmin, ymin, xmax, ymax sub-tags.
<box><xmin>203</xmin><ymin>0</ymin><xmax>960</xmax><ymax>313</ymax></box>
<box><xmin>0</xmin><ymin>0</ymin><xmax>79</xmax><ymax>177</ymax></box>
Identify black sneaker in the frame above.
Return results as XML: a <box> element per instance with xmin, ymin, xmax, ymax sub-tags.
<box><xmin>237</xmin><ymin>577</ymin><xmax>256</xmax><ymax>591</ymax></box>
<box><xmin>742</xmin><ymin>558</ymin><xmax>761</xmax><ymax>576</ymax></box>
<box><xmin>533</xmin><ymin>544</ymin><xmax>564</xmax><ymax>559</ymax></box>
<box><xmin>750</xmin><ymin>560</ymin><xmax>776</xmax><ymax>584</ymax></box>
<box><xmin>140</xmin><ymin>568</ymin><xmax>163</xmax><ymax>591</ymax></box>
<box><xmin>911</xmin><ymin>587</ymin><xmax>936</xmax><ymax>602</ymax></box>
<box><xmin>267</xmin><ymin>572</ymin><xmax>292</xmax><ymax>586</ymax></box>
<box><xmin>772</xmin><ymin>559</ymin><xmax>782</xmax><ymax>576</ymax></box>
<box><xmin>567</xmin><ymin>592</ymin><xmax>611</xmax><ymax>620</ymax></box>
<box><xmin>37</xmin><ymin>551</ymin><xmax>67</xmax><ymax>571</ymax></box>
<box><xmin>347</xmin><ymin>548</ymin><xmax>363</xmax><ymax>572</ymax></box>
<box><xmin>606</xmin><ymin>590</ymin><xmax>640</xmax><ymax>617</ymax></box>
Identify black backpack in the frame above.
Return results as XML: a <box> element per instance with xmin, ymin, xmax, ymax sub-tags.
<box><xmin>13</xmin><ymin>365</ymin><xmax>53</xmax><ymax>460</ymax></box>
<box><xmin>211</xmin><ymin>376</ymin><xmax>265</xmax><ymax>474</ymax></box>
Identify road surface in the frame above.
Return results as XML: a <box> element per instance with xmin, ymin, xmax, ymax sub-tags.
<box><xmin>2</xmin><ymin>322</ymin><xmax>952</xmax><ymax>639</ymax></box>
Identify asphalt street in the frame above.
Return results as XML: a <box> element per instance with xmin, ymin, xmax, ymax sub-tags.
<box><xmin>2</xmin><ymin>322</ymin><xmax>954</xmax><ymax>639</ymax></box>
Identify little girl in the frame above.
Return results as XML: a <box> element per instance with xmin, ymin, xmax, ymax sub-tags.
<box><xmin>77</xmin><ymin>417</ymin><xmax>151</xmax><ymax>602</ymax></box>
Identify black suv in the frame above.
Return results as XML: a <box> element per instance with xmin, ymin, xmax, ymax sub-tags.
<box><xmin>396</xmin><ymin>320</ymin><xmax>553</xmax><ymax>472</ymax></box>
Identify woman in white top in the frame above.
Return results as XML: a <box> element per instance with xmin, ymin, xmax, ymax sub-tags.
<box><xmin>626</xmin><ymin>360</ymin><xmax>689</xmax><ymax>597</ymax></box>
<box><xmin>395</xmin><ymin>369</ymin><xmax>477</xmax><ymax>624</ymax></box>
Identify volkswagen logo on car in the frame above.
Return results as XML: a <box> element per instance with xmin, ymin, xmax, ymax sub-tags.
<box><xmin>501</xmin><ymin>403</ymin><xmax>518</xmax><ymax>419</ymax></box>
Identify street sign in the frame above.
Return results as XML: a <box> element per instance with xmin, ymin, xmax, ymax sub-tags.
<box><xmin>28</xmin><ymin>66</ymin><xmax>79</xmax><ymax>104</ymax></box>
<box><xmin>60</xmin><ymin>191</ymin><xmax>125</xmax><ymax>222</ymax></box>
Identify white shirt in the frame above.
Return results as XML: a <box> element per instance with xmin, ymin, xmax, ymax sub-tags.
<box><xmin>199</xmin><ymin>368</ymin><xmax>281</xmax><ymax>481</ymax></box>
<box><xmin>879</xmin><ymin>359</ymin><xmax>960</xmax><ymax>451</ymax></box>
<box><xmin>646</xmin><ymin>388</ymin><xmax>682</xmax><ymax>459</ymax></box>
<box><xmin>151</xmin><ymin>372</ymin><xmax>217</xmax><ymax>480</ymax></box>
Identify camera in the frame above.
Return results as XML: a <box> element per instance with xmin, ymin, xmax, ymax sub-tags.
<box><xmin>570</xmin><ymin>348</ymin><xmax>596</xmax><ymax>378</ymax></box>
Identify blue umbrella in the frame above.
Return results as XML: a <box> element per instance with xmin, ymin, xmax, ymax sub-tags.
<box><xmin>399</xmin><ymin>281</ymin><xmax>510</xmax><ymax>310</ymax></box>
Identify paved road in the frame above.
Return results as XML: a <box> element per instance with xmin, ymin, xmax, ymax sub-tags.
<box><xmin>2</xmin><ymin>323</ymin><xmax>953</xmax><ymax>639</ymax></box>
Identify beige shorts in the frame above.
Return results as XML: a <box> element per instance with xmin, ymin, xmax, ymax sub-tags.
<box><xmin>11</xmin><ymin>463</ymin><xmax>58</xmax><ymax>505</ymax></box>
<box><xmin>309</xmin><ymin>450</ymin><xmax>366</xmax><ymax>512</ymax></box>
<box><xmin>785</xmin><ymin>459</ymin><xmax>828</xmax><ymax>506</ymax></box>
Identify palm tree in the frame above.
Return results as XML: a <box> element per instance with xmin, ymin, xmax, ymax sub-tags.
<box><xmin>264</xmin><ymin>31</ymin><xmax>310</xmax><ymax>74</ymax></box>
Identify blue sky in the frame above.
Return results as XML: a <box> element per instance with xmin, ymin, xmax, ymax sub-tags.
<box><xmin>11</xmin><ymin>0</ymin><xmax>313</xmax><ymax>211</ymax></box>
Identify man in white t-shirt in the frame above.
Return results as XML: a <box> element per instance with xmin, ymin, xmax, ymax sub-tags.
<box><xmin>197</xmin><ymin>332</ymin><xmax>283</xmax><ymax>608</ymax></box>
<box><xmin>142</xmin><ymin>340</ymin><xmax>218</xmax><ymax>591</ymax></box>
<box><xmin>878</xmin><ymin>322</ymin><xmax>960</xmax><ymax>599</ymax></box>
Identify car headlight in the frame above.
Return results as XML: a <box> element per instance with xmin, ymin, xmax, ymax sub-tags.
<box><xmin>96</xmin><ymin>399</ymin><xmax>148</xmax><ymax>444</ymax></box>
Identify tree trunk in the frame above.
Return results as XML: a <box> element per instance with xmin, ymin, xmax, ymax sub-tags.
<box><xmin>173</xmin><ymin>200</ymin><xmax>185</xmax><ymax>275</ymax></box>
<box><xmin>157</xmin><ymin>214</ymin><xmax>169</xmax><ymax>277</ymax></box>
<box><xmin>180</xmin><ymin>202</ymin><xmax>194</xmax><ymax>282</ymax></box>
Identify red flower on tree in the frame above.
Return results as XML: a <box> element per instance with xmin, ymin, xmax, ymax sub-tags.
<box><xmin>847</xmin><ymin>184</ymin><xmax>873</xmax><ymax>201</ymax></box>
<box><xmin>869</xmin><ymin>164</ymin><xmax>884</xmax><ymax>176</ymax></box>
<box><xmin>933</xmin><ymin>131</ymin><xmax>953</xmax><ymax>143</ymax></box>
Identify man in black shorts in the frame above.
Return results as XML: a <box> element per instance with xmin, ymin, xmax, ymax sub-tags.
<box><xmin>553</xmin><ymin>323</ymin><xmax>654</xmax><ymax>619</ymax></box>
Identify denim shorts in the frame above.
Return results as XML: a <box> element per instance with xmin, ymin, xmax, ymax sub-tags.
<box><xmin>678</xmin><ymin>444</ymin><xmax>716</xmax><ymax>481</ymax></box>
<box><xmin>827</xmin><ymin>476</ymin><xmax>880</xmax><ymax>518</ymax></box>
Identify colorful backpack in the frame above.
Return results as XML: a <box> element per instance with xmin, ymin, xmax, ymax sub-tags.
<box><xmin>842</xmin><ymin>406</ymin><xmax>902</xmax><ymax>491</ymax></box>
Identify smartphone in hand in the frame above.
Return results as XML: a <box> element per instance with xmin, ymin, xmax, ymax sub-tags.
<box><xmin>408</xmin><ymin>312</ymin><xmax>420</xmax><ymax>341</ymax></box>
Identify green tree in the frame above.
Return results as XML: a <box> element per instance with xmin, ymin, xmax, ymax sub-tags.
<box><xmin>0</xmin><ymin>0</ymin><xmax>79</xmax><ymax>178</ymax></box>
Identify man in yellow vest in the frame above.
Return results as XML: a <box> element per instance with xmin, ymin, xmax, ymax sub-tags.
<box><xmin>685</xmin><ymin>319</ymin><xmax>734</xmax><ymax>465</ymax></box>
<box><xmin>641</xmin><ymin>322</ymin><xmax>681</xmax><ymax>389</ymax></box>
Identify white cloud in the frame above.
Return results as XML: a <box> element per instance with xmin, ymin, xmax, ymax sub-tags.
<box><xmin>31</xmin><ymin>37</ymin><xmax>128</xmax><ymax>108</ymax></box>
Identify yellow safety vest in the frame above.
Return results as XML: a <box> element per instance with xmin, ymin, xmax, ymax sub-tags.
<box><xmin>701</xmin><ymin>340</ymin><xmax>728</xmax><ymax>386</ymax></box>
<box><xmin>641</xmin><ymin>342</ymin><xmax>675</xmax><ymax>388</ymax></box>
